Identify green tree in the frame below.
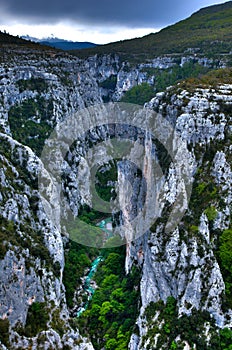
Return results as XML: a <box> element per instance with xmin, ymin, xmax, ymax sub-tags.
<box><xmin>23</xmin><ymin>302</ymin><xmax>49</xmax><ymax>337</ymax></box>
<box><xmin>0</xmin><ymin>319</ymin><xmax>9</xmax><ymax>347</ymax></box>
<box><xmin>77</xmin><ymin>246</ymin><xmax>140</xmax><ymax>350</ymax></box>
<box><xmin>220</xmin><ymin>328</ymin><xmax>232</xmax><ymax>349</ymax></box>
<box><xmin>121</xmin><ymin>83</ymin><xmax>155</xmax><ymax>105</ymax></box>
<box><xmin>219</xmin><ymin>229</ymin><xmax>232</xmax><ymax>273</ymax></box>
<box><xmin>105</xmin><ymin>338</ymin><xmax>117</xmax><ymax>350</ymax></box>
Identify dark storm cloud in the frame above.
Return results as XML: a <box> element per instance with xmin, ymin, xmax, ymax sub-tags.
<box><xmin>0</xmin><ymin>0</ymin><xmax>219</xmax><ymax>27</ymax></box>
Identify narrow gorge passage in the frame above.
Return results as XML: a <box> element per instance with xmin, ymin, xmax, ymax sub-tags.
<box><xmin>76</xmin><ymin>218</ymin><xmax>113</xmax><ymax>317</ymax></box>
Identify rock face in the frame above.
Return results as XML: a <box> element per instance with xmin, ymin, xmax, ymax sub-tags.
<box><xmin>83</xmin><ymin>53</ymin><xmax>227</xmax><ymax>102</ymax></box>
<box><xmin>0</xmin><ymin>44</ymin><xmax>231</xmax><ymax>350</ymax></box>
<box><xmin>127</xmin><ymin>83</ymin><xmax>232</xmax><ymax>349</ymax></box>
<box><xmin>0</xmin><ymin>48</ymin><xmax>100</xmax><ymax>349</ymax></box>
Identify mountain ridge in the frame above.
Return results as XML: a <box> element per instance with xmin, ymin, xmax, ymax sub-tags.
<box><xmin>21</xmin><ymin>35</ymin><xmax>98</xmax><ymax>50</ymax></box>
<box><xmin>71</xmin><ymin>0</ymin><xmax>232</xmax><ymax>61</ymax></box>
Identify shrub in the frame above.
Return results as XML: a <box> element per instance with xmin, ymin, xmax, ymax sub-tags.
<box><xmin>204</xmin><ymin>206</ymin><xmax>217</xmax><ymax>221</ymax></box>
<box><xmin>0</xmin><ymin>318</ymin><xmax>10</xmax><ymax>347</ymax></box>
<box><xmin>219</xmin><ymin>228</ymin><xmax>232</xmax><ymax>304</ymax></box>
<box><xmin>63</xmin><ymin>241</ymin><xmax>97</xmax><ymax>308</ymax></box>
<box><xmin>99</xmin><ymin>75</ymin><xmax>117</xmax><ymax>90</ymax></box>
<box><xmin>16</xmin><ymin>78</ymin><xmax>48</xmax><ymax>93</ymax></box>
<box><xmin>23</xmin><ymin>302</ymin><xmax>49</xmax><ymax>337</ymax></box>
<box><xmin>8</xmin><ymin>97</ymin><xmax>53</xmax><ymax>156</ymax></box>
<box><xmin>121</xmin><ymin>83</ymin><xmax>155</xmax><ymax>105</ymax></box>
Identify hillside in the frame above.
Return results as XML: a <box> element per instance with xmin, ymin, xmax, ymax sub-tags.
<box><xmin>0</xmin><ymin>31</ymin><xmax>37</xmax><ymax>46</ymax></box>
<box><xmin>72</xmin><ymin>1</ymin><xmax>232</xmax><ymax>61</ymax></box>
<box><xmin>0</xmin><ymin>31</ymin><xmax>58</xmax><ymax>56</ymax></box>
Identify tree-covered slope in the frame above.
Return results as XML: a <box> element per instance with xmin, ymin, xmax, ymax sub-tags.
<box><xmin>72</xmin><ymin>1</ymin><xmax>232</xmax><ymax>61</ymax></box>
<box><xmin>0</xmin><ymin>31</ymin><xmax>57</xmax><ymax>52</ymax></box>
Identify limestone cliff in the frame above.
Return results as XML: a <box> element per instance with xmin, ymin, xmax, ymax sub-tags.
<box><xmin>0</xmin><ymin>43</ymin><xmax>231</xmax><ymax>350</ymax></box>
<box><xmin>0</xmin><ymin>47</ymin><xmax>100</xmax><ymax>350</ymax></box>
<box><xmin>128</xmin><ymin>82</ymin><xmax>232</xmax><ymax>349</ymax></box>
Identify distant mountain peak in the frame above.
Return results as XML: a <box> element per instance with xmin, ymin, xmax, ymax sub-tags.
<box><xmin>21</xmin><ymin>35</ymin><xmax>41</xmax><ymax>42</ymax></box>
<box><xmin>21</xmin><ymin>35</ymin><xmax>98</xmax><ymax>50</ymax></box>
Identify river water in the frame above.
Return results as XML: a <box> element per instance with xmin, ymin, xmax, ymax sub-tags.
<box><xmin>76</xmin><ymin>218</ymin><xmax>112</xmax><ymax>317</ymax></box>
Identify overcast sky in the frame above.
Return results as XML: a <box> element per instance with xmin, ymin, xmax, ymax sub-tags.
<box><xmin>0</xmin><ymin>0</ymin><xmax>230</xmax><ymax>44</ymax></box>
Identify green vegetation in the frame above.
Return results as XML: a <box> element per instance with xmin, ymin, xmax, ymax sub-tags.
<box><xmin>189</xmin><ymin>173</ymin><xmax>219</xmax><ymax>226</ymax></box>
<box><xmin>63</xmin><ymin>158</ymin><xmax>122</xmax><ymax>308</ymax></box>
<box><xmin>218</xmin><ymin>228</ymin><xmax>232</xmax><ymax>308</ymax></box>
<box><xmin>0</xmin><ymin>139</ymin><xmax>63</xmax><ymax>276</ymax></box>
<box><xmin>72</xmin><ymin>2</ymin><xmax>232</xmax><ymax>62</ymax></box>
<box><xmin>0</xmin><ymin>212</ymin><xmax>60</xmax><ymax>278</ymax></box>
<box><xmin>0</xmin><ymin>217</ymin><xmax>16</xmax><ymax>260</ymax></box>
<box><xmin>66</xmin><ymin>201</ymin><xmax>113</xmax><ymax>247</ymax></box>
<box><xmin>219</xmin><ymin>229</ymin><xmax>232</xmax><ymax>273</ymax></box>
<box><xmin>0</xmin><ymin>318</ymin><xmax>10</xmax><ymax>347</ymax></box>
<box><xmin>204</xmin><ymin>206</ymin><xmax>218</xmax><ymax>221</ymax></box>
<box><xmin>0</xmin><ymin>30</ymin><xmax>42</xmax><ymax>47</ymax></box>
<box><xmin>23</xmin><ymin>302</ymin><xmax>49</xmax><ymax>337</ymax></box>
<box><xmin>63</xmin><ymin>241</ymin><xmax>97</xmax><ymax>308</ymax></box>
<box><xmin>99</xmin><ymin>75</ymin><xmax>117</xmax><ymax>90</ymax></box>
<box><xmin>63</xmin><ymin>226</ymin><xmax>140</xmax><ymax>349</ymax></box>
<box><xmin>77</xmin><ymin>204</ymin><xmax>108</xmax><ymax>225</ymax></box>
<box><xmin>185</xmin><ymin>123</ymin><xmax>230</xmax><ymax>233</ymax></box>
<box><xmin>0</xmin><ymin>30</ymin><xmax>58</xmax><ymax>58</ymax></box>
<box><xmin>50</xmin><ymin>308</ymin><xmax>66</xmax><ymax>337</ymax></box>
<box><xmin>142</xmin><ymin>298</ymin><xmax>232</xmax><ymax>349</ymax></box>
<box><xmin>59</xmin><ymin>71</ymin><xmax>72</xmax><ymax>86</ymax></box>
<box><xmin>66</xmin><ymin>160</ymin><xmax>118</xmax><ymax>247</ymax></box>
<box><xmin>16</xmin><ymin>78</ymin><xmax>48</xmax><ymax>93</ymax></box>
<box><xmin>153</xmin><ymin>61</ymin><xmax>211</xmax><ymax>92</ymax></box>
<box><xmin>180</xmin><ymin>67</ymin><xmax>232</xmax><ymax>91</ymax></box>
<box><xmin>121</xmin><ymin>83</ymin><xmax>155</xmax><ymax>105</ymax></box>
<box><xmin>8</xmin><ymin>97</ymin><xmax>53</xmax><ymax>156</ymax></box>
<box><xmin>219</xmin><ymin>328</ymin><xmax>232</xmax><ymax>350</ymax></box>
<box><xmin>95</xmin><ymin>160</ymin><xmax>118</xmax><ymax>202</ymax></box>
<box><xmin>120</xmin><ymin>62</ymin><xmax>211</xmax><ymax>106</ymax></box>
<box><xmin>67</xmin><ymin>218</ymin><xmax>105</xmax><ymax>248</ymax></box>
<box><xmin>77</xmin><ymin>247</ymin><xmax>141</xmax><ymax>350</ymax></box>
<box><xmin>0</xmin><ymin>136</ymin><xmax>38</xmax><ymax>188</ymax></box>
<box><xmin>99</xmin><ymin>75</ymin><xmax>118</xmax><ymax>101</ymax></box>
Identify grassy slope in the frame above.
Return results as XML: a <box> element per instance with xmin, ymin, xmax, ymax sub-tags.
<box><xmin>0</xmin><ymin>30</ymin><xmax>57</xmax><ymax>52</ymax></box>
<box><xmin>179</xmin><ymin>66</ymin><xmax>232</xmax><ymax>90</ymax></box>
<box><xmin>71</xmin><ymin>1</ymin><xmax>232</xmax><ymax>62</ymax></box>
